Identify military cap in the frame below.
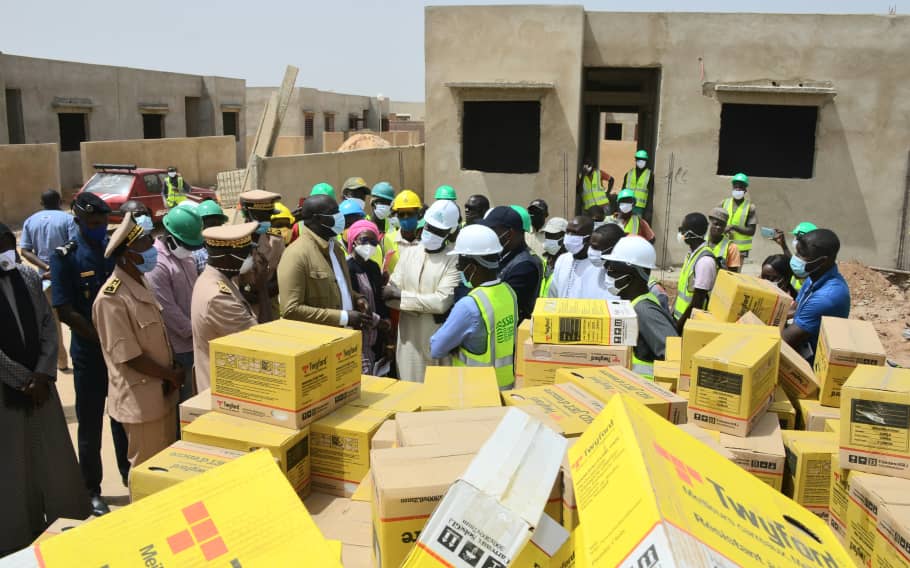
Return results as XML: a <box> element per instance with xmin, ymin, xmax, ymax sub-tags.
<box><xmin>202</xmin><ymin>222</ymin><xmax>259</xmax><ymax>249</ymax></box>
<box><xmin>104</xmin><ymin>212</ymin><xmax>147</xmax><ymax>258</ymax></box>
<box><xmin>73</xmin><ymin>192</ymin><xmax>112</xmax><ymax>215</ymax></box>
<box><xmin>238</xmin><ymin>189</ymin><xmax>281</xmax><ymax>212</ymax></box>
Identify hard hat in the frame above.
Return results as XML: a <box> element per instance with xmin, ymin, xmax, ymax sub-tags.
<box><xmin>162</xmin><ymin>207</ymin><xmax>204</xmax><ymax>247</ymax></box>
<box><xmin>510</xmin><ymin>205</ymin><xmax>532</xmax><ymax>232</ymax></box>
<box><xmin>342</xmin><ymin>177</ymin><xmax>369</xmax><ymax>191</ymax></box>
<box><xmin>635</xmin><ymin>150</ymin><xmax>649</xmax><ymax>160</ymax></box>
<box><xmin>310</xmin><ymin>182</ymin><xmax>336</xmax><ymax>199</ymax></box>
<box><xmin>176</xmin><ymin>200</ymin><xmax>198</xmax><ymax>211</ymax></box>
<box><xmin>272</xmin><ymin>202</ymin><xmax>294</xmax><ymax>223</ymax></box>
<box><xmin>602</xmin><ymin>236</ymin><xmax>657</xmax><ymax>269</ymax></box>
<box><xmin>542</xmin><ymin>217</ymin><xmax>568</xmax><ymax>233</ymax></box>
<box><xmin>196</xmin><ymin>199</ymin><xmax>228</xmax><ymax>222</ymax></box>
<box><xmin>424</xmin><ymin>200</ymin><xmax>460</xmax><ymax>231</ymax></box>
<box><xmin>447</xmin><ymin>224</ymin><xmax>503</xmax><ymax>257</ymax></box>
<box><xmin>371</xmin><ymin>181</ymin><xmax>395</xmax><ymax>201</ymax></box>
<box><xmin>392</xmin><ymin>189</ymin><xmax>422</xmax><ymax>211</ymax></box>
<box><xmin>791</xmin><ymin>221</ymin><xmax>818</xmax><ymax>236</ymax></box>
<box><xmin>339</xmin><ymin>199</ymin><xmax>365</xmax><ymax>217</ymax></box>
<box><xmin>617</xmin><ymin>188</ymin><xmax>636</xmax><ymax>202</ymax></box>
<box><xmin>732</xmin><ymin>172</ymin><xmax>750</xmax><ymax>187</ymax></box>
<box><xmin>434</xmin><ymin>185</ymin><xmax>457</xmax><ymax>201</ymax></box>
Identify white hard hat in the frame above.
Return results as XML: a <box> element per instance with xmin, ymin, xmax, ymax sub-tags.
<box><xmin>447</xmin><ymin>224</ymin><xmax>503</xmax><ymax>256</ymax></box>
<box><xmin>602</xmin><ymin>236</ymin><xmax>657</xmax><ymax>269</ymax></box>
<box><xmin>424</xmin><ymin>200</ymin><xmax>460</xmax><ymax>231</ymax></box>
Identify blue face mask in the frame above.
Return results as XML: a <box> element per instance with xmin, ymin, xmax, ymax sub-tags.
<box><xmin>320</xmin><ymin>212</ymin><xmax>345</xmax><ymax>236</ymax></box>
<box><xmin>460</xmin><ymin>271</ymin><xmax>473</xmax><ymax>289</ymax></box>
<box><xmin>136</xmin><ymin>246</ymin><xmax>159</xmax><ymax>273</ymax></box>
<box><xmin>82</xmin><ymin>224</ymin><xmax>108</xmax><ymax>243</ymax></box>
<box><xmin>256</xmin><ymin>221</ymin><xmax>272</xmax><ymax>235</ymax></box>
<box><xmin>790</xmin><ymin>254</ymin><xmax>824</xmax><ymax>279</ymax></box>
<box><xmin>399</xmin><ymin>217</ymin><xmax>419</xmax><ymax>232</ymax></box>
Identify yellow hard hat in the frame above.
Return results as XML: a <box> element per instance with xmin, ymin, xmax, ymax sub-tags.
<box><xmin>271</xmin><ymin>202</ymin><xmax>294</xmax><ymax>223</ymax></box>
<box><xmin>392</xmin><ymin>189</ymin><xmax>422</xmax><ymax>211</ymax></box>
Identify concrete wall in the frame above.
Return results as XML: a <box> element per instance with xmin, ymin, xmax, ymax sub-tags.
<box><xmin>424</xmin><ymin>5</ymin><xmax>585</xmax><ymax>218</ymax></box>
<box><xmin>0</xmin><ymin>143</ymin><xmax>61</xmax><ymax>226</ymax></box>
<box><xmin>80</xmin><ymin>136</ymin><xmax>236</xmax><ymax>187</ymax></box>
<box><xmin>390</xmin><ymin>101</ymin><xmax>426</xmax><ymax>121</ymax></box>
<box><xmin>258</xmin><ymin>145</ymin><xmax>425</xmax><ymax>206</ymax></box>
<box><xmin>599</xmin><ymin>140</ymin><xmax>637</xmax><ymax>187</ymax></box>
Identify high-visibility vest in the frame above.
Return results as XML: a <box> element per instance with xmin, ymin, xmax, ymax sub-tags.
<box><xmin>454</xmin><ymin>282</ymin><xmax>518</xmax><ymax>389</ymax></box>
<box><xmin>625</xmin><ymin>168</ymin><xmax>651</xmax><ymax>209</ymax></box>
<box><xmin>673</xmin><ymin>242</ymin><xmax>715</xmax><ymax>319</ymax></box>
<box><xmin>164</xmin><ymin>176</ymin><xmax>186</xmax><ymax>207</ymax></box>
<box><xmin>617</xmin><ymin>214</ymin><xmax>640</xmax><ymax>236</ymax></box>
<box><xmin>581</xmin><ymin>171</ymin><xmax>609</xmax><ymax>209</ymax></box>
<box><xmin>710</xmin><ymin>237</ymin><xmax>733</xmax><ymax>270</ymax></box>
<box><xmin>630</xmin><ymin>292</ymin><xmax>662</xmax><ymax>379</ymax></box>
<box><xmin>791</xmin><ymin>275</ymin><xmax>804</xmax><ymax>293</ymax></box>
<box><xmin>721</xmin><ymin>197</ymin><xmax>753</xmax><ymax>253</ymax></box>
<box><xmin>382</xmin><ymin>229</ymin><xmax>401</xmax><ymax>274</ymax></box>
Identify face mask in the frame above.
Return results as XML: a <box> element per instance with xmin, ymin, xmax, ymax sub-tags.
<box><xmin>389</xmin><ymin>216</ymin><xmax>400</xmax><ymax>229</ymax></box>
<box><xmin>619</xmin><ymin>202</ymin><xmax>634</xmax><ymax>214</ymax></box>
<box><xmin>354</xmin><ymin>244</ymin><xmax>376</xmax><ymax>261</ymax></box>
<box><xmin>0</xmin><ymin>250</ymin><xmax>17</xmax><ymax>271</ymax></box>
<box><xmin>611</xmin><ymin>272</ymin><xmax>633</xmax><ymax>294</ymax></box>
<box><xmin>732</xmin><ymin>190</ymin><xmax>746</xmax><ymax>200</ymax></box>
<box><xmin>172</xmin><ymin>245</ymin><xmax>193</xmax><ymax>260</ymax></box>
<box><xmin>399</xmin><ymin>217</ymin><xmax>418</xmax><ymax>232</ymax></box>
<box><xmin>135</xmin><ymin>215</ymin><xmax>154</xmax><ymax>234</ymax></box>
<box><xmin>346</xmin><ymin>197</ymin><xmax>366</xmax><ymax>211</ymax></box>
<box><xmin>421</xmin><ymin>230</ymin><xmax>446</xmax><ymax>251</ymax></box>
<box><xmin>790</xmin><ymin>255</ymin><xmax>825</xmax><ymax>279</ymax></box>
<box><xmin>239</xmin><ymin>255</ymin><xmax>254</xmax><ymax>275</ymax></box>
<box><xmin>636</xmin><ymin>160</ymin><xmax>647</xmax><ymax>169</ymax></box>
<box><xmin>83</xmin><ymin>224</ymin><xmax>108</xmax><ymax>243</ymax></box>
<box><xmin>588</xmin><ymin>248</ymin><xmax>604</xmax><ymax>267</ymax></box>
<box><xmin>373</xmin><ymin>204</ymin><xmax>391</xmax><ymax>220</ymax></box>
<box><xmin>168</xmin><ymin>172</ymin><xmax>177</xmax><ymax>178</ymax></box>
<box><xmin>564</xmin><ymin>234</ymin><xmax>587</xmax><ymax>255</ymax></box>
<box><xmin>321</xmin><ymin>212</ymin><xmax>345</xmax><ymax>235</ymax></box>
<box><xmin>136</xmin><ymin>246</ymin><xmax>159</xmax><ymax>273</ymax></box>
<box><xmin>497</xmin><ymin>230</ymin><xmax>512</xmax><ymax>250</ymax></box>
<box><xmin>604</xmin><ymin>275</ymin><xmax>619</xmax><ymax>296</ymax></box>
<box><xmin>543</xmin><ymin>238</ymin><xmax>562</xmax><ymax>255</ymax></box>
<box><xmin>459</xmin><ymin>263</ymin><xmax>476</xmax><ymax>289</ymax></box>
<box><xmin>256</xmin><ymin>221</ymin><xmax>272</xmax><ymax>235</ymax></box>
<box><xmin>676</xmin><ymin>232</ymin><xmax>686</xmax><ymax>244</ymax></box>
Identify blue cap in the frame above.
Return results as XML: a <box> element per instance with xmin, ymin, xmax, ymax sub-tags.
<box><xmin>480</xmin><ymin>206</ymin><xmax>523</xmax><ymax>232</ymax></box>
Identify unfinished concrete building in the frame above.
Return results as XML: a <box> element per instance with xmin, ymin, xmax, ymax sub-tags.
<box><xmin>0</xmin><ymin>53</ymin><xmax>246</xmax><ymax>188</ymax></box>
<box><xmin>424</xmin><ymin>6</ymin><xmax>910</xmax><ymax>268</ymax></box>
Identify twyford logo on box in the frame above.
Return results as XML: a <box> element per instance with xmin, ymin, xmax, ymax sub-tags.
<box><xmin>302</xmin><ymin>357</ymin><xmax>327</xmax><ymax>374</ymax></box>
<box><xmin>217</xmin><ymin>400</ymin><xmax>240</xmax><ymax>412</ymax></box>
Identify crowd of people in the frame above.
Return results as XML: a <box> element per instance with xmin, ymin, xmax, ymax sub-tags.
<box><xmin>0</xmin><ymin>155</ymin><xmax>851</xmax><ymax>552</ymax></box>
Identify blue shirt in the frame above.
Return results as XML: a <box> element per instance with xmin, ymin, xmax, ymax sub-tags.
<box><xmin>20</xmin><ymin>209</ymin><xmax>78</xmax><ymax>265</ymax></box>
<box><xmin>50</xmin><ymin>231</ymin><xmax>115</xmax><ymax>321</ymax></box>
<box><xmin>793</xmin><ymin>265</ymin><xmax>851</xmax><ymax>362</ymax></box>
<box><xmin>429</xmin><ymin>285</ymin><xmax>495</xmax><ymax>359</ymax></box>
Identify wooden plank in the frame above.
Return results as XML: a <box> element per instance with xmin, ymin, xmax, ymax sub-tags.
<box><xmin>241</xmin><ymin>65</ymin><xmax>299</xmax><ymax>192</ymax></box>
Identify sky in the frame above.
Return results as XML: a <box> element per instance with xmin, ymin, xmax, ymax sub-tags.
<box><xmin>0</xmin><ymin>0</ymin><xmax>899</xmax><ymax>101</ymax></box>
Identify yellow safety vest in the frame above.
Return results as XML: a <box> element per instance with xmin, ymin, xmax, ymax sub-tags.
<box><xmin>791</xmin><ymin>275</ymin><xmax>804</xmax><ymax>293</ymax></box>
<box><xmin>631</xmin><ymin>292</ymin><xmax>661</xmax><ymax>379</ymax></box>
<box><xmin>625</xmin><ymin>168</ymin><xmax>651</xmax><ymax>209</ymax></box>
<box><xmin>581</xmin><ymin>171</ymin><xmax>609</xmax><ymax>209</ymax></box>
<box><xmin>673</xmin><ymin>242</ymin><xmax>715</xmax><ymax>319</ymax></box>
<box><xmin>722</xmin><ymin>197</ymin><xmax>753</xmax><ymax>253</ymax></box>
<box><xmin>382</xmin><ymin>229</ymin><xmax>401</xmax><ymax>274</ymax></box>
<box><xmin>454</xmin><ymin>282</ymin><xmax>518</xmax><ymax>389</ymax></box>
<box><xmin>617</xmin><ymin>214</ymin><xmax>640</xmax><ymax>236</ymax></box>
<box><xmin>164</xmin><ymin>176</ymin><xmax>186</xmax><ymax>207</ymax></box>
<box><xmin>710</xmin><ymin>237</ymin><xmax>733</xmax><ymax>270</ymax></box>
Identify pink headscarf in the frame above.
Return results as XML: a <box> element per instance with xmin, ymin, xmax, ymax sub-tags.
<box><xmin>346</xmin><ymin>219</ymin><xmax>381</xmax><ymax>254</ymax></box>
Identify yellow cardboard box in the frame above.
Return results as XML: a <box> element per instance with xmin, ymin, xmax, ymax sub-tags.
<box><xmin>311</xmin><ymin>405</ymin><xmax>393</xmax><ymax>497</ymax></box>
<box><xmin>521</xmin><ymin>339</ymin><xmax>632</xmax><ymax>387</ymax></box>
<box><xmin>129</xmin><ymin>441</ymin><xmax>247</xmax><ymax>502</ymax></box>
<box><xmin>768</xmin><ymin>385</ymin><xmax>797</xmax><ymax>430</ymax></box>
<box><xmin>31</xmin><ymin>518</ymin><xmax>85</xmax><ymax>545</ymax></box>
<box><xmin>361</xmin><ymin>374</ymin><xmax>398</xmax><ymax>393</ymax></box>
<box><xmin>690</xmin><ymin>308</ymin><xmax>717</xmax><ymax>321</ymax></box>
<box><xmin>350</xmin><ymin>379</ymin><xmax>423</xmax><ymax>414</ymax></box>
<box><xmin>516</xmin><ymin>319</ymin><xmax>532</xmax><ymax>377</ymax></box>
<box><xmin>665</xmin><ymin>335</ymin><xmax>682</xmax><ymax>362</ymax></box>
<box><xmin>841</xmin><ymin>365</ymin><xmax>910</xmax><ymax>480</ymax></box>
<box><xmin>568</xmin><ymin>395</ymin><xmax>851</xmax><ymax>566</ymax></box>
<box><xmin>829</xmin><ymin>453</ymin><xmax>853</xmax><ymax>543</ymax></box>
<box><xmin>182</xmin><ymin>412</ymin><xmax>311</xmax><ymax>498</ymax></box>
<box><xmin>421</xmin><ymin>366</ymin><xmax>501</xmax><ymax>410</ymax></box>
<box><xmin>304</xmin><ymin>493</ymin><xmax>372</xmax><ymax>567</ymax></box>
<box><xmin>782</xmin><ymin>430</ymin><xmax>838</xmax><ymax>519</ymax></box>
<box><xmin>708</xmin><ymin>269</ymin><xmax>793</xmax><ymax>328</ymax></box>
<box><xmin>560</xmin><ymin>439</ymin><xmax>579</xmax><ymax>531</ymax></box>
<box><xmin>653</xmin><ymin>359</ymin><xmax>681</xmax><ymax>392</ymax></box>
<box><xmin>395</xmin><ymin>407</ymin><xmax>509</xmax><ymax>449</ymax></box>
<box><xmin>825</xmin><ymin>418</ymin><xmax>841</xmax><ymax>435</ymax></box>
<box><xmin>719</xmin><ymin>412</ymin><xmax>786</xmax><ymax>490</ymax></box>
<box><xmin>798</xmin><ymin>398</ymin><xmax>841</xmax><ymax>431</ymax></box>
<box><xmin>554</xmin><ymin>366</ymin><xmax>688</xmax><ymax>424</ymax></box>
<box><xmin>502</xmin><ymin>382</ymin><xmax>604</xmax><ymax>437</ymax></box>
<box><xmin>210</xmin><ymin>327</ymin><xmax>360</xmax><ymax>429</ymax></box>
<box><xmin>531</xmin><ymin>297</ymin><xmax>638</xmax><ymax>346</ymax></box>
<box><xmin>814</xmin><ymin>316</ymin><xmax>886</xmax><ymax>407</ymax></box>
<box><xmin>178</xmin><ymin>388</ymin><xmax>210</xmax><ymax>430</ymax></box>
<box><xmin>680</xmin><ymin>318</ymin><xmax>780</xmax><ymax>385</ymax></box>
<box><xmin>873</xmin><ymin>503</ymin><xmax>910</xmax><ymax>568</ymax></box>
<box><xmin>371</xmin><ymin>419</ymin><xmax>397</xmax><ymax>450</ymax></box>
<box><xmin>35</xmin><ymin>451</ymin><xmax>341</xmax><ymax>567</ymax></box>
<box><xmin>689</xmin><ymin>333</ymin><xmax>780</xmax><ymax>436</ymax></box>
<box><xmin>847</xmin><ymin>473</ymin><xmax>910</xmax><ymax>567</ymax></box>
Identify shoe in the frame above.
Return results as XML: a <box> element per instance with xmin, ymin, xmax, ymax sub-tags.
<box><xmin>90</xmin><ymin>493</ymin><xmax>110</xmax><ymax>516</ymax></box>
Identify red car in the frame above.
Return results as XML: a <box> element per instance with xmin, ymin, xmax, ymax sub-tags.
<box><xmin>76</xmin><ymin>164</ymin><xmax>217</xmax><ymax>222</ymax></box>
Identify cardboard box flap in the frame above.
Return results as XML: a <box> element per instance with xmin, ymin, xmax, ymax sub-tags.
<box><xmin>878</xmin><ymin>503</ymin><xmax>910</xmax><ymax>556</ymax></box>
<box><xmin>678</xmin><ymin>423</ymin><xmax>736</xmax><ymax>460</ymax></box>
<box><xmin>312</xmin><ymin>405</ymin><xmax>391</xmax><ymax>430</ymax></box>
<box><xmin>527</xmin><ymin>513</ymin><xmax>570</xmax><ymax>557</ymax></box>
<box><xmin>782</xmin><ymin>430</ymin><xmax>838</xmax><ymax>453</ymax></box>
<box><xmin>360</xmin><ymin>374</ymin><xmax>399</xmax><ymax>393</ymax></box>
<box><xmin>695</xmin><ymin>334</ymin><xmax>778</xmax><ymax>365</ymax></box>
<box><xmin>821</xmin><ymin>316</ymin><xmax>886</xmax><ymax>359</ymax></box>
<box><xmin>845</xmin><ymin>364</ymin><xmax>910</xmax><ymax>391</ymax></box>
<box><xmin>665</xmin><ymin>336</ymin><xmax>682</xmax><ymax>362</ymax></box>
<box><xmin>719</xmin><ymin>412</ymin><xmax>784</xmax><ymax>457</ymax></box>
<box><xmin>852</xmin><ymin>472</ymin><xmax>910</xmax><ymax>506</ymax></box>
<box><xmin>183</xmin><ymin>412</ymin><xmax>302</xmax><ymax>446</ymax></box>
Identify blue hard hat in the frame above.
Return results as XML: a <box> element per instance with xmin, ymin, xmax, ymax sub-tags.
<box><xmin>339</xmin><ymin>199</ymin><xmax>365</xmax><ymax>216</ymax></box>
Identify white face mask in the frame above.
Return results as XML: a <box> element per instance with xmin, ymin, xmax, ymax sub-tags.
<box><xmin>732</xmin><ymin>189</ymin><xmax>746</xmax><ymax>200</ymax></box>
<box><xmin>604</xmin><ymin>275</ymin><xmax>620</xmax><ymax>296</ymax></box>
<box><xmin>238</xmin><ymin>255</ymin><xmax>254</xmax><ymax>275</ymax></box>
<box><xmin>135</xmin><ymin>215</ymin><xmax>154</xmax><ymax>235</ymax></box>
<box><xmin>168</xmin><ymin>172</ymin><xmax>177</xmax><ymax>178</ymax></box>
<box><xmin>588</xmin><ymin>248</ymin><xmax>604</xmax><ymax>267</ymax></box>
<box><xmin>0</xmin><ymin>250</ymin><xmax>17</xmax><ymax>271</ymax></box>
<box><xmin>619</xmin><ymin>202</ymin><xmax>634</xmax><ymax>214</ymax></box>
<box><xmin>564</xmin><ymin>234</ymin><xmax>586</xmax><ymax>255</ymax></box>
<box><xmin>373</xmin><ymin>204</ymin><xmax>391</xmax><ymax>220</ymax></box>
<box><xmin>421</xmin><ymin>230</ymin><xmax>446</xmax><ymax>251</ymax></box>
<box><xmin>543</xmin><ymin>238</ymin><xmax>562</xmax><ymax>255</ymax></box>
<box><xmin>636</xmin><ymin>160</ymin><xmax>647</xmax><ymax>169</ymax></box>
<box><xmin>172</xmin><ymin>245</ymin><xmax>193</xmax><ymax>260</ymax></box>
<box><xmin>354</xmin><ymin>244</ymin><xmax>376</xmax><ymax>261</ymax></box>
<box><xmin>347</xmin><ymin>197</ymin><xmax>366</xmax><ymax>210</ymax></box>
<box><xmin>676</xmin><ymin>232</ymin><xmax>686</xmax><ymax>244</ymax></box>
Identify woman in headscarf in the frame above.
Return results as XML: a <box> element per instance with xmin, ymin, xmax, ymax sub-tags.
<box><xmin>345</xmin><ymin>220</ymin><xmax>391</xmax><ymax>375</ymax></box>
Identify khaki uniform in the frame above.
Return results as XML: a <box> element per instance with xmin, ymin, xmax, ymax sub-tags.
<box><xmin>191</xmin><ymin>265</ymin><xmax>258</xmax><ymax>391</ymax></box>
<box><xmin>92</xmin><ymin>265</ymin><xmax>177</xmax><ymax>468</ymax></box>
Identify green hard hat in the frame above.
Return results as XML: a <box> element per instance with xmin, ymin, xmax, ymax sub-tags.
<box><xmin>732</xmin><ymin>172</ymin><xmax>750</xmax><ymax>186</ymax></box>
<box><xmin>791</xmin><ymin>221</ymin><xmax>818</xmax><ymax>236</ymax></box>
<box><xmin>311</xmin><ymin>182</ymin><xmax>336</xmax><ymax>200</ymax></box>
<box><xmin>510</xmin><ymin>205</ymin><xmax>532</xmax><ymax>232</ymax></box>
<box><xmin>417</xmin><ymin>218</ymin><xmax>426</xmax><ymax>230</ymax></box>
<box><xmin>163</xmin><ymin>206</ymin><xmax>204</xmax><ymax>247</ymax></box>
<box><xmin>434</xmin><ymin>185</ymin><xmax>457</xmax><ymax>200</ymax></box>
<box><xmin>635</xmin><ymin>150</ymin><xmax>649</xmax><ymax>160</ymax></box>
<box><xmin>196</xmin><ymin>199</ymin><xmax>228</xmax><ymax>222</ymax></box>
<box><xmin>371</xmin><ymin>181</ymin><xmax>395</xmax><ymax>201</ymax></box>
<box><xmin>617</xmin><ymin>188</ymin><xmax>636</xmax><ymax>202</ymax></box>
